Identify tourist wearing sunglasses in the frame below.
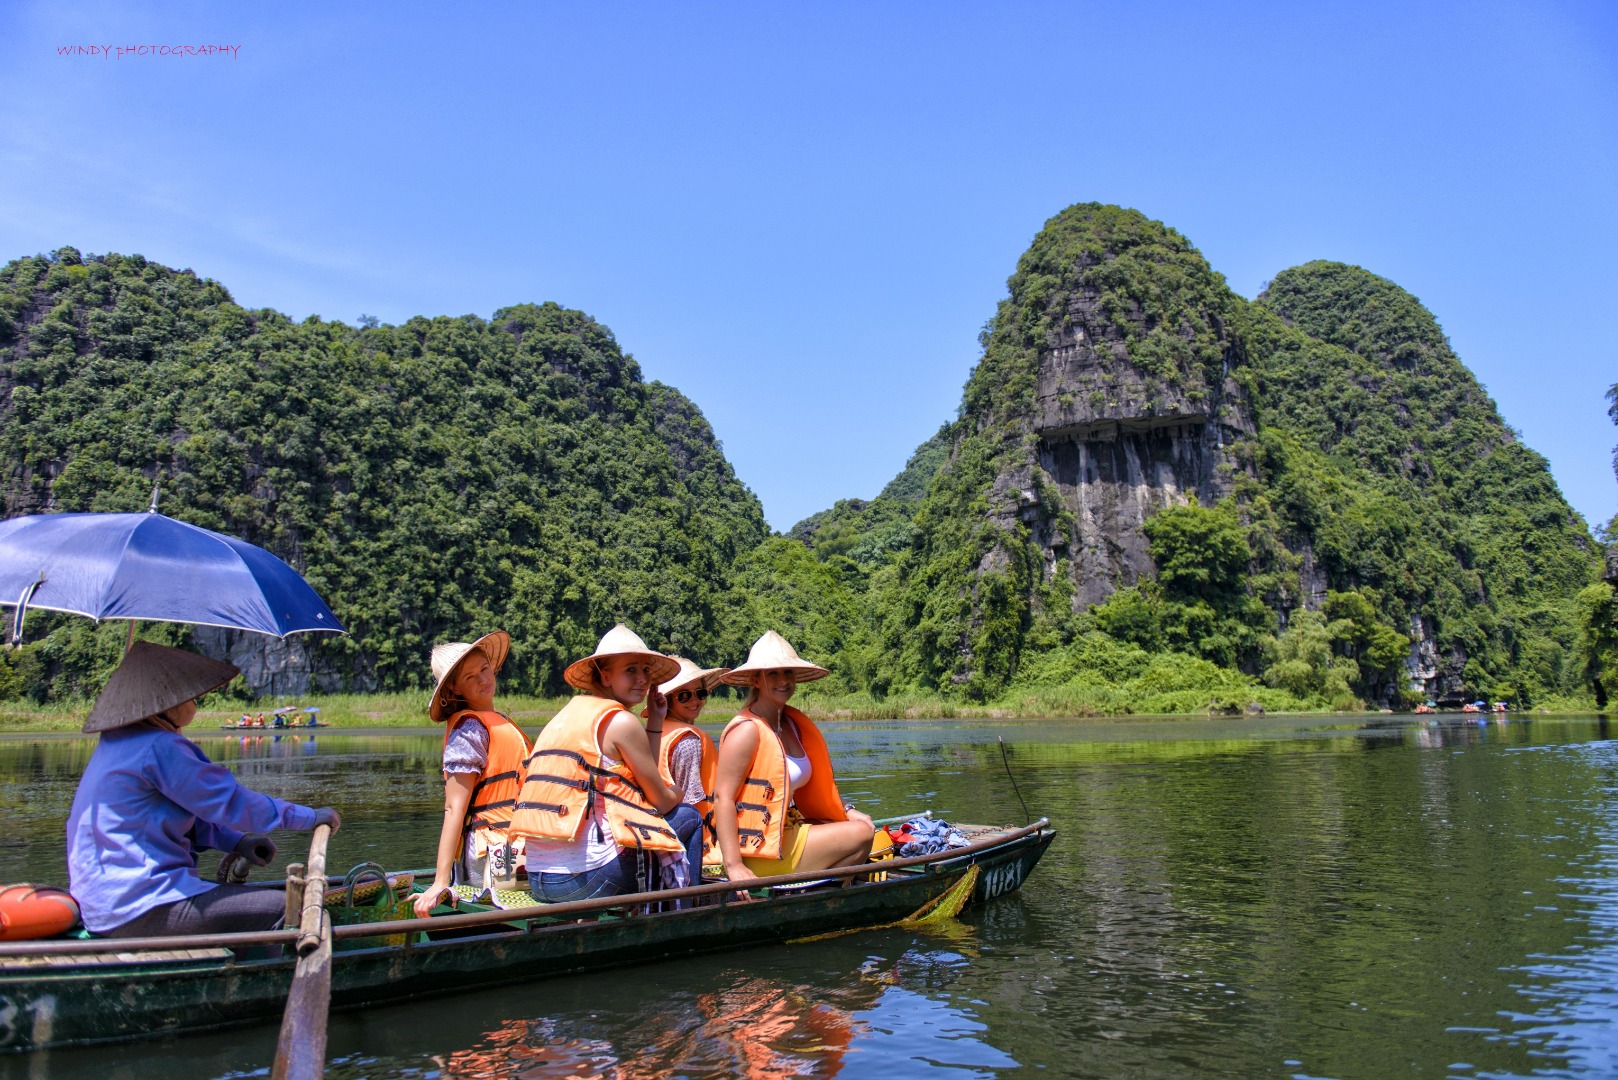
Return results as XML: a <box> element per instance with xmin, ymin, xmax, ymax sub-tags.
<box><xmin>645</xmin><ymin>656</ymin><xmax>730</xmax><ymax>875</ymax></box>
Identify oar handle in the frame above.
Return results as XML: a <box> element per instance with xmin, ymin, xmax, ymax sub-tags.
<box><xmin>295</xmin><ymin>824</ymin><xmax>332</xmax><ymax>956</ymax></box>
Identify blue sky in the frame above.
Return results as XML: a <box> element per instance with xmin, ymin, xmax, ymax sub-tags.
<box><xmin>2</xmin><ymin>2</ymin><xmax>1614</xmax><ymax>533</ymax></box>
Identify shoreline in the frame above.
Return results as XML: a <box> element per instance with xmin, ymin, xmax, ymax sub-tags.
<box><xmin>0</xmin><ymin>696</ymin><xmax>1589</xmax><ymax>735</ymax></box>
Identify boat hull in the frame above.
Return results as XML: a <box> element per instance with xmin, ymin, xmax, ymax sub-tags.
<box><xmin>0</xmin><ymin>823</ymin><xmax>1053</xmax><ymax>1053</ymax></box>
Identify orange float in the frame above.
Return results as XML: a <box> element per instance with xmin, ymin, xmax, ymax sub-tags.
<box><xmin>0</xmin><ymin>884</ymin><xmax>80</xmax><ymax>941</ymax></box>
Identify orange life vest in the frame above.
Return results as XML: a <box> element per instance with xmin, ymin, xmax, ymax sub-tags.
<box><xmin>510</xmin><ymin>695</ymin><xmax>683</xmax><ymax>854</ymax></box>
<box><xmin>720</xmin><ymin>706</ymin><xmax>846</xmax><ymax>860</ymax></box>
<box><xmin>443</xmin><ymin>710</ymin><xmax>531</xmax><ymax>852</ymax></box>
<box><xmin>657</xmin><ymin>720</ymin><xmax>719</xmax><ymax>862</ymax></box>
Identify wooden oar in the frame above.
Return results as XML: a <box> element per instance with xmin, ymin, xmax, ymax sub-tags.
<box><xmin>271</xmin><ymin>823</ymin><xmax>333</xmax><ymax>1080</ymax></box>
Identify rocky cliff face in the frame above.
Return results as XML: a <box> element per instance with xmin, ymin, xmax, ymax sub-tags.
<box><xmin>972</xmin><ymin>205</ymin><xmax>1256</xmax><ymax>610</ymax></box>
<box><xmin>190</xmin><ymin>626</ymin><xmax>365</xmax><ymax>697</ymax></box>
<box><xmin>1028</xmin><ymin>291</ymin><xmax>1254</xmax><ymax>608</ymax></box>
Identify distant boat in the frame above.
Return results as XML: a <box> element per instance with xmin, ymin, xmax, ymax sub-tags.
<box><xmin>219</xmin><ymin>721</ymin><xmax>328</xmax><ymax>730</ymax></box>
<box><xmin>221</xmin><ymin>705</ymin><xmax>327</xmax><ymax>730</ymax></box>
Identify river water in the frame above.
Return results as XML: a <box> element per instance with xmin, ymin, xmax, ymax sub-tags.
<box><xmin>3</xmin><ymin>714</ymin><xmax>1618</xmax><ymax>1079</ymax></box>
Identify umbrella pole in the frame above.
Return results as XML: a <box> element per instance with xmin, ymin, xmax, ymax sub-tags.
<box><xmin>125</xmin><ymin>620</ymin><xmax>136</xmax><ymax>654</ymax></box>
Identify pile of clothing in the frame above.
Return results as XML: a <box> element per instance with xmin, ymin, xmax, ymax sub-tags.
<box><xmin>885</xmin><ymin>817</ymin><xmax>969</xmax><ymax>857</ymax></box>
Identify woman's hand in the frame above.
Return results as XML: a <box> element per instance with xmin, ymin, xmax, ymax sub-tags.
<box><xmin>846</xmin><ymin>808</ymin><xmax>874</xmax><ymax>830</ymax></box>
<box><xmin>645</xmin><ymin>689</ymin><xmax>668</xmax><ymax>726</ymax></box>
<box><xmin>723</xmin><ymin>862</ymin><xmax>759</xmax><ymax>902</ymax></box>
<box><xmin>413</xmin><ymin>881</ymin><xmax>453</xmax><ymax>918</ymax></box>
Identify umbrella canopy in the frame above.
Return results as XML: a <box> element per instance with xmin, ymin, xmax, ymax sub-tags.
<box><xmin>0</xmin><ymin>511</ymin><xmax>345</xmax><ymax>644</ymax></box>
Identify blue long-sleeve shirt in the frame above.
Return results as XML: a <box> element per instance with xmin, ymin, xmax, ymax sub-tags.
<box><xmin>66</xmin><ymin>723</ymin><xmax>318</xmax><ymax>932</ymax></box>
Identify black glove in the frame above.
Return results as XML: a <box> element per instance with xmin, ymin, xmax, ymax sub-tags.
<box><xmin>233</xmin><ymin>833</ymin><xmax>277</xmax><ymax>867</ymax></box>
<box><xmin>312</xmin><ymin>807</ymin><xmax>342</xmax><ymax>832</ymax></box>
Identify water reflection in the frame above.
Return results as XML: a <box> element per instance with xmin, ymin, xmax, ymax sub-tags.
<box><xmin>4</xmin><ymin>717</ymin><xmax>1618</xmax><ymax>1078</ymax></box>
<box><xmin>310</xmin><ymin>943</ymin><xmax>1014</xmax><ymax>1080</ymax></box>
<box><xmin>429</xmin><ymin>975</ymin><xmax>875</xmax><ymax>1079</ymax></box>
<box><xmin>1479</xmin><ymin>741</ymin><xmax>1618</xmax><ymax>1079</ymax></box>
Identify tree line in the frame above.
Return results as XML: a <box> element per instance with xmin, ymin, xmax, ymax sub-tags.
<box><xmin>0</xmin><ymin>213</ymin><xmax>1609</xmax><ymax>713</ymax></box>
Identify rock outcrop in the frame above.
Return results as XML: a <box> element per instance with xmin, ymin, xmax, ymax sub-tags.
<box><xmin>1029</xmin><ymin>292</ymin><xmax>1254</xmax><ymax>607</ymax></box>
<box><xmin>190</xmin><ymin>627</ymin><xmax>371</xmax><ymax>697</ymax></box>
<box><xmin>974</xmin><ymin>204</ymin><xmax>1256</xmax><ymax>609</ymax></box>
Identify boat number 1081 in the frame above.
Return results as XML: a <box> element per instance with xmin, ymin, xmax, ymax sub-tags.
<box><xmin>981</xmin><ymin>861</ymin><xmax>1024</xmax><ymax>900</ymax></box>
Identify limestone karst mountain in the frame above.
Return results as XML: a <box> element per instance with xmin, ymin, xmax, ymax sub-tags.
<box><xmin>795</xmin><ymin>204</ymin><xmax>1597</xmax><ymax>706</ymax></box>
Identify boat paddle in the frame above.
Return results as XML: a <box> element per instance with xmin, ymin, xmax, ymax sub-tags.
<box><xmin>271</xmin><ymin>822</ymin><xmax>333</xmax><ymax>1080</ymax></box>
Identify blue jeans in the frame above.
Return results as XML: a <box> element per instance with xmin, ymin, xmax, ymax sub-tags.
<box><xmin>529</xmin><ymin>804</ymin><xmax>705</xmax><ymax>904</ymax></box>
<box><xmin>530</xmin><ymin>854</ymin><xmax>639</xmax><ymax>904</ymax></box>
<box><xmin>667</xmin><ymin>802</ymin><xmax>704</xmax><ymax>888</ymax></box>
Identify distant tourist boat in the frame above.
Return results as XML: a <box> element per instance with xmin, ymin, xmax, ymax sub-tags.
<box><xmin>0</xmin><ymin>819</ymin><xmax>1053</xmax><ymax>1054</ymax></box>
<box><xmin>220</xmin><ymin>706</ymin><xmax>327</xmax><ymax>730</ymax></box>
<box><xmin>219</xmin><ymin>720</ymin><xmax>329</xmax><ymax>730</ymax></box>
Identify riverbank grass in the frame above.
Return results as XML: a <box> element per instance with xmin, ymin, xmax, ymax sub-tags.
<box><xmin>2</xmin><ymin>686</ymin><xmax>1594</xmax><ymax>734</ymax></box>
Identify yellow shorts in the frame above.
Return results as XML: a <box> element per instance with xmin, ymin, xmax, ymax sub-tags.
<box><xmin>741</xmin><ymin>819</ymin><xmax>812</xmax><ymax>877</ymax></box>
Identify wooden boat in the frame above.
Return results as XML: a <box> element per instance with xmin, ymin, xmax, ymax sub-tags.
<box><xmin>0</xmin><ymin>819</ymin><xmax>1053</xmax><ymax>1054</ymax></box>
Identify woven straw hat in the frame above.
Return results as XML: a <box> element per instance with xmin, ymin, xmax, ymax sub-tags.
<box><xmin>564</xmin><ymin>624</ymin><xmax>679</xmax><ymax>691</ymax></box>
<box><xmin>721</xmin><ymin>631</ymin><xmax>829</xmax><ymax>685</ymax></box>
<box><xmin>429</xmin><ymin>630</ymin><xmax>511</xmax><ymax>722</ymax></box>
<box><xmin>658</xmin><ymin>656</ymin><xmax>732</xmax><ymax>697</ymax></box>
<box><xmin>83</xmin><ymin>641</ymin><xmax>240</xmax><ymax>734</ymax></box>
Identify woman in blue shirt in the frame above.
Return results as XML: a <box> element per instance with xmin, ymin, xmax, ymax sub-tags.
<box><xmin>66</xmin><ymin>641</ymin><xmax>341</xmax><ymax>937</ymax></box>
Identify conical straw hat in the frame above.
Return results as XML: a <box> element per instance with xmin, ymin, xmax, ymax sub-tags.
<box><xmin>429</xmin><ymin>630</ymin><xmax>511</xmax><ymax>722</ymax></box>
<box><xmin>83</xmin><ymin>641</ymin><xmax>240</xmax><ymax>734</ymax></box>
<box><xmin>564</xmin><ymin>624</ymin><xmax>679</xmax><ymax>691</ymax></box>
<box><xmin>658</xmin><ymin>656</ymin><xmax>732</xmax><ymax>697</ymax></box>
<box><xmin>721</xmin><ymin>631</ymin><xmax>829</xmax><ymax>685</ymax></box>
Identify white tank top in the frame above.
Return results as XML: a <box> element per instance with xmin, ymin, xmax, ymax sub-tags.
<box><xmin>783</xmin><ymin>714</ymin><xmax>813</xmax><ymax>794</ymax></box>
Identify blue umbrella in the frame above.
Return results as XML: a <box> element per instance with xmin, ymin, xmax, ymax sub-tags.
<box><xmin>0</xmin><ymin>510</ymin><xmax>345</xmax><ymax>644</ymax></box>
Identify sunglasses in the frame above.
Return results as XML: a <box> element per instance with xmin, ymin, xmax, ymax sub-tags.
<box><xmin>673</xmin><ymin>688</ymin><xmax>709</xmax><ymax>704</ymax></box>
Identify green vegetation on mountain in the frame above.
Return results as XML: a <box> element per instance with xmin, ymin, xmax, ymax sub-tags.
<box><xmin>0</xmin><ymin>205</ymin><xmax>1603</xmax><ymax>716</ymax></box>
<box><xmin>776</xmin><ymin>208</ymin><xmax>1600</xmax><ymax>711</ymax></box>
<box><xmin>1569</xmin><ymin>381</ymin><xmax>1618</xmax><ymax>708</ymax></box>
<box><xmin>1245</xmin><ymin>262</ymin><xmax>1597</xmax><ymax>704</ymax></box>
<box><xmin>0</xmin><ymin>248</ymin><xmax>766</xmax><ymax>698</ymax></box>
